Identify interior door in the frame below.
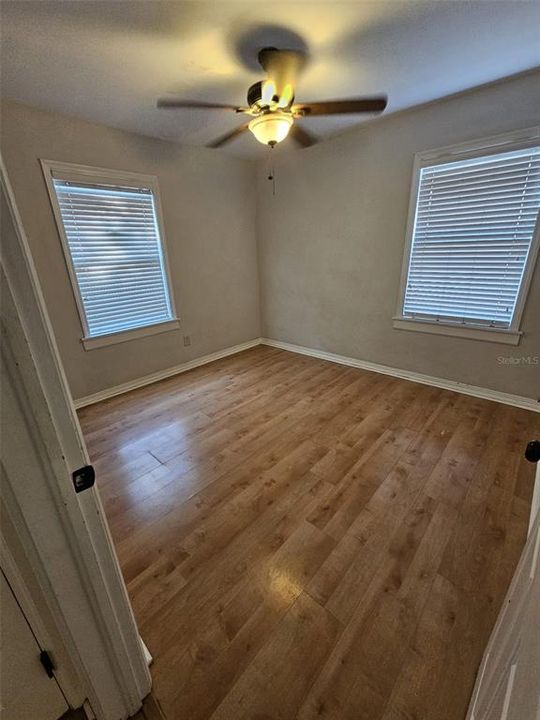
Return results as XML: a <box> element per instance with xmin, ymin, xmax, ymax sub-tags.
<box><xmin>466</xmin><ymin>510</ymin><xmax>540</xmax><ymax>720</ymax></box>
<box><xmin>0</xmin><ymin>570</ymin><xmax>68</xmax><ymax>720</ymax></box>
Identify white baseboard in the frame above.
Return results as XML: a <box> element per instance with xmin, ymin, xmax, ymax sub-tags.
<box><xmin>260</xmin><ymin>338</ymin><xmax>539</xmax><ymax>413</ymax></box>
<box><xmin>73</xmin><ymin>338</ymin><xmax>262</xmax><ymax>408</ymax></box>
<box><xmin>74</xmin><ymin>334</ymin><xmax>539</xmax><ymax>413</ymax></box>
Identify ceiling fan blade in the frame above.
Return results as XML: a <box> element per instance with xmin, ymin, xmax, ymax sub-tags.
<box><xmin>290</xmin><ymin>124</ymin><xmax>318</xmax><ymax>148</ymax></box>
<box><xmin>292</xmin><ymin>96</ymin><xmax>387</xmax><ymax>116</ymax></box>
<box><xmin>206</xmin><ymin>123</ymin><xmax>250</xmax><ymax>149</ymax></box>
<box><xmin>157</xmin><ymin>98</ymin><xmax>246</xmax><ymax>112</ymax></box>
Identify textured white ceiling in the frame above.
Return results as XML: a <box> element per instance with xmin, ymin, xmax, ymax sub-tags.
<box><xmin>2</xmin><ymin>1</ymin><xmax>539</xmax><ymax>159</ymax></box>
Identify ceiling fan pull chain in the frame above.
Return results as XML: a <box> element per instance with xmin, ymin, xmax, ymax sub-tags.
<box><xmin>267</xmin><ymin>146</ymin><xmax>276</xmax><ymax>196</ymax></box>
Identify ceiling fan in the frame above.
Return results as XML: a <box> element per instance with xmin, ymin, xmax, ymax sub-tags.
<box><xmin>157</xmin><ymin>47</ymin><xmax>388</xmax><ymax>149</ymax></box>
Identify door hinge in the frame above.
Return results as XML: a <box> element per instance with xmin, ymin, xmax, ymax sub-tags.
<box><xmin>39</xmin><ymin>650</ymin><xmax>55</xmax><ymax>678</ymax></box>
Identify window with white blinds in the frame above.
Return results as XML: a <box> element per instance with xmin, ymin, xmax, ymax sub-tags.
<box><xmin>50</xmin><ymin>177</ymin><xmax>174</xmax><ymax>339</ymax></box>
<box><xmin>401</xmin><ymin>144</ymin><xmax>540</xmax><ymax>330</ymax></box>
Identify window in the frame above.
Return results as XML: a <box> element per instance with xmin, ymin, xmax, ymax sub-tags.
<box><xmin>395</xmin><ymin>130</ymin><xmax>540</xmax><ymax>345</ymax></box>
<box><xmin>42</xmin><ymin>161</ymin><xmax>178</xmax><ymax>349</ymax></box>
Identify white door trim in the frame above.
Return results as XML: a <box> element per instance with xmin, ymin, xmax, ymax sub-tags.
<box><xmin>529</xmin><ymin>463</ymin><xmax>540</xmax><ymax>536</ymax></box>
<box><xmin>465</xmin><ymin>512</ymin><xmax>539</xmax><ymax>720</ymax></box>
<box><xmin>1</xmin><ymin>157</ymin><xmax>151</xmax><ymax>719</ymax></box>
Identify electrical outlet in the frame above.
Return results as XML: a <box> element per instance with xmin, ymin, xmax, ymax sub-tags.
<box><xmin>183</xmin><ymin>335</ymin><xmax>191</xmax><ymax>347</ymax></box>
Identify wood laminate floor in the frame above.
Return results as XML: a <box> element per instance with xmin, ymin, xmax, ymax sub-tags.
<box><xmin>78</xmin><ymin>346</ymin><xmax>539</xmax><ymax>720</ymax></box>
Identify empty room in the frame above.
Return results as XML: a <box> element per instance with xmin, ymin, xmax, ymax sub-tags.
<box><xmin>1</xmin><ymin>2</ymin><xmax>539</xmax><ymax>720</ymax></box>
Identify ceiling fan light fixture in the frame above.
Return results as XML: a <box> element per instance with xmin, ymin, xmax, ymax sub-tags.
<box><xmin>157</xmin><ymin>49</ymin><xmax>387</xmax><ymax>149</ymax></box>
<box><xmin>248</xmin><ymin>112</ymin><xmax>293</xmax><ymax>146</ymax></box>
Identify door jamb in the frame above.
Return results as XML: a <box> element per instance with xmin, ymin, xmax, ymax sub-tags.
<box><xmin>1</xmin><ymin>156</ymin><xmax>151</xmax><ymax>719</ymax></box>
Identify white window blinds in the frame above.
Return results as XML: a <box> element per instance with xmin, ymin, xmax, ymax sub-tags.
<box><xmin>52</xmin><ymin>180</ymin><xmax>174</xmax><ymax>338</ymax></box>
<box><xmin>403</xmin><ymin>146</ymin><xmax>540</xmax><ymax>328</ymax></box>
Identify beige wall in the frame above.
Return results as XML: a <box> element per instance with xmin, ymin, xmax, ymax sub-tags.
<box><xmin>3</xmin><ymin>73</ymin><xmax>539</xmax><ymax>404</ymax></box>
<box><xmin>1</xmin><ymin>100</ymin><xmax>260</xmax><ymax>400</ymax></box>
<box><xmin>256</xmin><ymin>71</ymin><xmax>540</xmax><ymax>400</ymax></box>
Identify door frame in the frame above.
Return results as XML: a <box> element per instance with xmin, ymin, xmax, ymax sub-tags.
<box><xmin>465</xmin><ymin>510</ymin><xmax>540</xmax><ymax>719</ymax></box>
<box><xmin>1</xmin><ymin>156</ymin><xmax>151</xmax><ymax>719</ymax></box>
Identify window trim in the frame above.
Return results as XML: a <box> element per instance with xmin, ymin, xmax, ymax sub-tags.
<box><xmin>41</xmin><ymin>160</ymin><xmax>179</xmax><ymax>350</ymax></box>
<box><xmin>394</xmin><ymin>127</ymin><xmax>540</xmax><ymax>345</ymax></box>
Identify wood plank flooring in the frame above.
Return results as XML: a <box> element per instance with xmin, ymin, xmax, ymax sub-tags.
<box><xmin>78</xmin><ymin>346</ymin><xmax>539</xmax><ymax>720</ymax></box>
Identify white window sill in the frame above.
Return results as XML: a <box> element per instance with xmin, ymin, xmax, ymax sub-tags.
<box><xmin>82</xmin><ymin>319</ymin><xmax>180</xmax><ymax>351</ymax></box>
<box><xmin>392</xmin><ymin>317</ymin><xmax>522</xmax><ymax>346</ymax></box>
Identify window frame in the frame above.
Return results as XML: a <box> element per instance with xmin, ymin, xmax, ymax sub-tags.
<box><xmin>394</xmin><ymin>127</ymin><xmax>540</xmax><ymax>346</ymax></box>
<box><xmin>41</xmin><ymin>160</ymin><xmax>179</xmax><ymax>350</ymax></box>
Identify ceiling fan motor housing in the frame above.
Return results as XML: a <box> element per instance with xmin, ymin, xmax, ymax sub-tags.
<box><xmin>247</xmin><ymin>81</ymin><xmax>284</xmax><ymax>109</ymax></box>
<box><xmin>247</xmin><ymin>81</ymin><xmax>264</xmax><ymax>108</ymax></box>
